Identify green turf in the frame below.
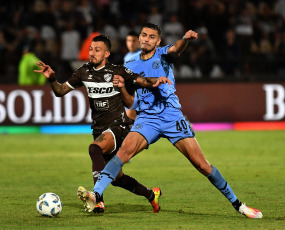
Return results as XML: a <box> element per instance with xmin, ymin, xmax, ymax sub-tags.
<box><xmin>0</xmin><ymin>131</ymin><xmax>284</xmax><ymax>229</ymax></box>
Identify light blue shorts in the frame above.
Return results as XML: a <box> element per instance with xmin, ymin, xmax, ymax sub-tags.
<box><xmin>131</xmin><ymin>106</ymin><xmax>195</xmax><ymax>146</ymax></box>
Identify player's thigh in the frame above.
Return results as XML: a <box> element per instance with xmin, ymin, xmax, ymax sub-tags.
<box><xmin>174</xmin><ymin>137</ymin><xmax>212</xmax><ymax>176</ymax></box>
<box><xmin>131</xmin><ymin>115</ymin><xmax>161</xmax><ymax>146</ymax></box>
<box><xmin>92</xmin><ymin>132</ymin><xmax>115</xmax><ymax>154</ymax></box>
<box><xmin>117</xmin><ymin>132</ymin><xmax>148</xmax><ymax>163</ymax></box>
<box><xmin>96</xmin><ymin>125</ymin><xmax>130</xmax><ymax>162</ymax></box>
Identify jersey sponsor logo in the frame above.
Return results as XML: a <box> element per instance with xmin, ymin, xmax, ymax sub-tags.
<box><xmin>94</xmin><ymin>100</ymin><xmax>109</xmax><ymax>110</ymax></box>
<box><xmin>82</xmin><ymin>81</ymin><xmax>120</xmax><ymax>98</ymax></box>
<box><xmin>88</xmin><ymin>87</ymin><xmax>113</xmax><ymax>94</ymax></box>
<box><xmin>152</xmin><ymin>59</ymin><xmax>161</xmax><ymax>69</ymax></box>
<box><xmin>104</xmin><ymin>73</ymin><xmax>112</xmax><ymax>82</ymax></box>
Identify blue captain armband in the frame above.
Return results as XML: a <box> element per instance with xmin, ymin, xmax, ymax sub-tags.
<box><xmin>183</xmin><ymin>36</ymin><xmax>189</xmax><ymax>42</ymax></box>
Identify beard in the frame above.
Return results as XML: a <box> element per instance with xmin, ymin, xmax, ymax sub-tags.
<box><xmin>141</xmin><ymin>45</ymin><xmax>156</xmax><ymax>54</ymax></box>
<box><xmin>89</xmin><ymin>59</ymin><xmax>103</xmax><ymax>67</ymax></box>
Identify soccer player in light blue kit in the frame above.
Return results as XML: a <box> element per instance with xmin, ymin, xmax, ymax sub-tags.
<box><xmin>123</xmin><ymin>31</ymin><xmax>141</xmax><ymax>120</ymax></box>
<box><xmin>124</xmin><ymin>31</ymin><xmax>141</xmax><ymax>64</ymax></box>
<box><xmin>88</xmin><ymin>23</ymin><xmax>263</xmax><ymax>218</ymax></box>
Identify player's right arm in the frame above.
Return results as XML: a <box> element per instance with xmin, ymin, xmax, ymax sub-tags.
<box><xmin>113</xmin><ymin>75</ymin><xmax>134</xmax><ymax>108</ymax></box>
<box><xmin>167</xmin><ymin>30</ymin><xmax>198</xmax><ymax>57</ymax></box>
<box><xmin>34</xmin><ymin>61</ymin><xmax>73</xmax><ymax>97</ymax></box>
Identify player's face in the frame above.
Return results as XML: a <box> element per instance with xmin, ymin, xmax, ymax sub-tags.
<box><xmin>89</xmin><ymin>41</ymin><xmax>110</xmax><ymax>67</ymax></box>
<box><xmin>126</xmin><ymin>35</ymin><xmax>140</xmax><ymax>52</ymax></box>
<box><xmin>139</xmin><ymin>28</ymin><xmax>161</xmax><ymax>53</ymax></box>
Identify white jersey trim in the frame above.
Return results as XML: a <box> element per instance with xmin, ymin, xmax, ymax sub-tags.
<box><xmin>93</xmin><ymin>65</ymin><xmax>105</xmax><ymax>71</ymax></box>
<box><xmin>66</xmin><ymin>81</ymin><xmax>75</xmax><ymax>89</ymax></box>
<box><xmin>102</xmin><ymin>128</ymin><xmax>116</xmax><ymax>153</ymax></box>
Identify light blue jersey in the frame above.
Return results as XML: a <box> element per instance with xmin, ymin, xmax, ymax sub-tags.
<box><xmin>123</xmin><ymin>50</ymin><xmax>141</xmax><ymax>64</ymax></box>
<box><xmin>125</xmin><ymin>45</ymin><xmax>181</xmax><ymax>114</ymax></box>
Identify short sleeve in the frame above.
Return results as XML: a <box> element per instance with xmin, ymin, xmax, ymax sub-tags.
<box><xmin>66</xmin><ymin>70</ymin><xmax>83</xmax><ymax>89</ymax></box>
<box><xmin>157</xmin><ymin>45</ymin><xmax>173</xmax><ymax>55</ymax></box>
<box><xmin>117</xmin><ymin>65</ymin><xmax>140</xmax><ymax>84</ymax></box>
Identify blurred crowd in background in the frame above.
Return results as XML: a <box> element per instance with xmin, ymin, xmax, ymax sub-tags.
<box><xmin>1</xmin><ymin>0</ymin><xmax>285</xmax><ymax>84</ymax></box>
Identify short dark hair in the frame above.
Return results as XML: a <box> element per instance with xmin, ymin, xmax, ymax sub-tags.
<box><xmin>142</xmin><ymin>23</ymin><xmax>161</xmax><ymax>36</ymax></box>
<box><xmin>92</xmin><ymin>35</ymin><xmax>112</xmax><ymax>50</ymax></box>
<box><xmin>127</xmin><ymin>31</ymin><xmax>139</xmax><ymax>38</ymax></box>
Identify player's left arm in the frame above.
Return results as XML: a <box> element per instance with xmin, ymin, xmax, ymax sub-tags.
<box><xmin>135</xmin><ymin>76</ymin><xmax>173</xmax><ymax>88</ymax></box>
<box><xmin>167</xmin><ymin>30</ymin><xmax>198</xmax><ymax>57</ymax></box>
<box><xmin>120</xmin><ymin>66</ymin><xmax>173</xmax><ymax>88</ymax></box>
<box><xmin>113</xmin><ymin>75</ymin><xmax>173</xmax><ymax>107</ymax></box>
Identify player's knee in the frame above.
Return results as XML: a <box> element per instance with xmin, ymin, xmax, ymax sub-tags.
<box><xmin>196</xmin><ymin>163</ymin><xmax>212</xmax><ymax>176</ymax></box>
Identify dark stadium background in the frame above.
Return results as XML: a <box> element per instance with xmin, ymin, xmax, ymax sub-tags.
<box><xmin>0</xmin><ymin>0</ymin><xmax>285</xmax><ymax>132</ymax></box>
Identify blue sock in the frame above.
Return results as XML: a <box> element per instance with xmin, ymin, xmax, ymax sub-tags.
<box><xmin>207</xmin><ymin>165</ymin><xmax>237</xmax><ymax>203</ymax></box>
<box><xmin>93</xmin><ymin>155</ymin><xmax>124</xmax><ymax>196</ymax></box>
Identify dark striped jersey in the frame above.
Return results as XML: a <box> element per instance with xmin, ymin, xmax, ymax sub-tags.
<box><xmin>66</xmin><ymin>62</ymin><xmax>139</xmax><ymax>129</ymax></box>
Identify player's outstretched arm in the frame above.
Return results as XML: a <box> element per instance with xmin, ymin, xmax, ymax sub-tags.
<box><xmin>34</xmin><ymin>61</ymin><xmax>72</xmax><ymax>97</ymax></box>
<box><xmin>113</xmin><ymin>75</ymin><xmax>134</xmax><ymax>108</ymax></box>
<box><xmin>167</xmin><ymin>30</ymin><xmax>198</xmax><ymax>57</ymax></box>
<box><xmin>136</xmin><ymin>76</ymin><xmax>173</xmax><ymax>88</ymax></box>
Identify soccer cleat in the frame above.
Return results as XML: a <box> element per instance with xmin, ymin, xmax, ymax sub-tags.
<box><xmin>150</xmin><ymin>188</ymin><xmax>162</xmax><ymax>213</ymax></box>
<box><xmin>93</xmin><ymin>201</ymin><xmax>105</xmax><ymax>213</ymax></box>
<box><xmin>238</xmin><ymin>203</ymin><xmax>263</xmax><ymax>218</ymax></box>
<box><xmin>77</xmin><ymin>186</ymin><xmax>96</xmax><ymax>212</ymax></box>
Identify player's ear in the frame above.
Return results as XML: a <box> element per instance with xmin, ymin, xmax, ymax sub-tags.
<box><xmin>105</xmin><ymin>51</ymin><xmax>110</xmax><ymax>58</ymax></box>
<box><xmin>156</xmin><ymin>37</ymin><xmax>161</xmax><ymax>46</ymax></box>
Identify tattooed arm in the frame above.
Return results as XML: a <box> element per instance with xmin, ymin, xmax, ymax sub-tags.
<box><xmin>121</xmin><ymin>66</ymin><xmax>173</xmax><ymax>88</ymax></box>
<box><xmin>135</xmin><ymin>76</ymin><xmax>173</xmax><ymax>88</ymax></box>
<box><xmin>34</xmin><ymin>61</ymin><xmax>73</xmax><ymax>97</ymax></box>
<box><xmin>49</xmin><ymin>82</ymin><xmax>73</xmax><ymax>97</ymax></box>
<box><xmin>113</xmin><ymin>74</ymin><xmax>173</xmax><ymax>108</ymax></box>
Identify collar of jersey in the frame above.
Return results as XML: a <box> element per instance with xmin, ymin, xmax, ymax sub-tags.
<box><xmin>140</xmin><ymin>48</ymin><xmax>158</xmax><ymax>61</ymax></box>
<box><xmin>93</xmin><ymin>65</ymin><xmax>105</xmax><ymax>71</ymax></box>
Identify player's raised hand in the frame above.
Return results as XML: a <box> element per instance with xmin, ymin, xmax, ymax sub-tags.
<box><xmin>34</xmin><ymin>61</ymin><xmax>55</xmax><ymax>79</ymax></box>
<box><xmin>113</xmin><ymin>75</ymin><xmax>125</xmax><ymax>88</ymax></box>
<box><xmin>183</xmin><ymin>30</ymin><xmax>198</xmax><ymax>42</ymax></box>
<box><xmin>152</xmin><ymin>77</ymin><xmax>173</xmax><ymax>87</ymax></box>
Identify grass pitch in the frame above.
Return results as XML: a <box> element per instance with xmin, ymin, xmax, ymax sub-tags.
<box><xmin>0</xmin><ymin>131</ymin><xmax>284</xmax><ymax>230</ymax></box>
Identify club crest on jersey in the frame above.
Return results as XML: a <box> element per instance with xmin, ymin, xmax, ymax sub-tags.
<box><xmin>88</xmin><ymin>74</ymin><xmax>93</xmax><ymax>79</ymax></box>
<box><xmin>104</xmin><ymin>73</ymin><xmax>112</xmax><ymax>82</ymax></box>
<box><xmin>152</xmin><ymin>59</ymin><xmax>161</xmax><ymax>69</ymax></box>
